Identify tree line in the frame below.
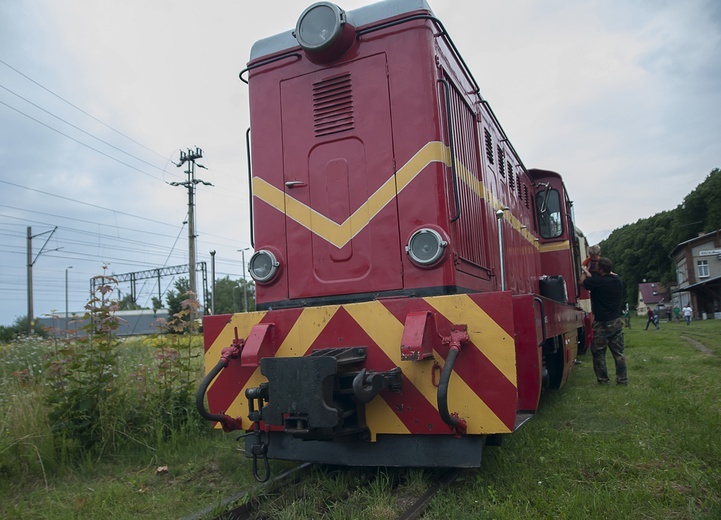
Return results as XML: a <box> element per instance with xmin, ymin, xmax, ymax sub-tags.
<box><xmin>599</xmin><ymin>168</ymin><xmax>721</xmax><ymax>307</ymax></box>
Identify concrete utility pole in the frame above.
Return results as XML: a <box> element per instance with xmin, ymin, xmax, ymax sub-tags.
<box><xmin>170</xmin><ymin>147</ymin><xmax>212</xmax><ymax>323</ymax></box>
<box><xmin>26</xmin><ymin>226</ymin><xmax>59</xmax><ymax>335</ymax></box>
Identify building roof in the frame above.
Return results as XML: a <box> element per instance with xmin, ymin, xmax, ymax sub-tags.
<box><xmin>670</xmin><ymin>229</ymin><xmax>721</xmax><ymax>258</ymax></box>
<box><xmin>638</xmin><ymin>282</ymin><xmax>668</xmax><ymax>305</ymax></box>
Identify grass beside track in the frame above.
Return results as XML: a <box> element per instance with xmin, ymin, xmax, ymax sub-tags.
<box><xmin>425</xmin><ymin>315</ymin><xmax>721</xmax><ymax>519</ymax></box>
<box><xmin>2</xmin><ymin>316</ymin><xmax>720</xmax><ymax>518</ymax></box>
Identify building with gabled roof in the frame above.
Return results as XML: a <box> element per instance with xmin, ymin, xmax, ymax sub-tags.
<box><xmin>637</xmin><ymin>282</ymin><xmax>669</xmax><ymax>316</ymax></box>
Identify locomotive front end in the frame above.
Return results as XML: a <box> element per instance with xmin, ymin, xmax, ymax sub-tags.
<box><xmin>198</xmin><ymin>0</ymin><xmax>587</xmax><ymax>480</ymax></box>
<box><xmin>202</xmin><ymin>291</ymin><xmax>519</xmax><ymax>472</ymax></box>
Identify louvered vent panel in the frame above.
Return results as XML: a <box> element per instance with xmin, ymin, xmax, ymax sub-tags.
<box><xmin>484</xmin><ymin>129</ymin><xmax>494</xmax><ymax>165</ymax></box>
<box><xmin>498</xmin><ymin>146</ymin><xmax>505</xmax><ymax>178</ymax></box>
<box><xmin>313</xmin><ymin>74</ymin><xmax>354</xmax><ymax>137</ymax></box>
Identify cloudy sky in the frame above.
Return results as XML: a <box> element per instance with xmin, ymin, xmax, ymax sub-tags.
<box><xmin>1</xmin><ymin>0</ymin><xmax>719</xmax><ymax>326</ymax></box>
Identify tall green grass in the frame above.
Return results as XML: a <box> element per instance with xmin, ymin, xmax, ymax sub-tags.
<box><xmin>2</xmin><ymin>315</ymin><xmax>719</xmax><ymax>518</ymax></box>
<box><xmin>426</xmin><ymin>315</ymin><xmax>721</xmax><ymax>519</ymax></box>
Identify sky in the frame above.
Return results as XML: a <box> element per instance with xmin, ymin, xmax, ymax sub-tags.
<box><xmin>1</xmin><ymin>0</ymin><xmax>719</xmax><ymax>326</ymax></box>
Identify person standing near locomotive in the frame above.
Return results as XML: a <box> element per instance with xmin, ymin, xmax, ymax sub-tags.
<box><xmin>581</xmin><ymin>257</ymin><xmax>628</xmax><ymax>385</ymax></box>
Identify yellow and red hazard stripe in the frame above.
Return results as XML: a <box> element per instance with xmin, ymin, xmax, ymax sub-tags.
<box><xmin>203</xmin><ymin>292</ymin><xmax>519</xmax><ymax>438</ymax></box>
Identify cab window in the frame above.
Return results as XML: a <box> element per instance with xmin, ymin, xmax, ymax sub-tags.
<box><xmin>536</xmin><ymin>189</ymin><xmax>563</xmax><ymax>238</ymax></box>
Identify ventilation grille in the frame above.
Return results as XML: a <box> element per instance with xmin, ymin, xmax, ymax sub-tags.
<box><xmin>484</xmin><ymin>129</ymin><xmax>494</xmax><ymax>164</ymax></box>
<box><xmin>497</xmin><ymin>146</ymin><xmax>505</xmax><ymax>177</ymax></box>
<box><xmin>313</xmin><ymin>73</ymin><xmax>354</xmax><ymax>137</ymax></box>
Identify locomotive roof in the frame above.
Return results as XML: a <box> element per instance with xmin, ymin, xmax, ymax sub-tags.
<box><xmin>249</xmin><ymin>0</ymin><xmax>433</xmax><ymax>61</ymax></box>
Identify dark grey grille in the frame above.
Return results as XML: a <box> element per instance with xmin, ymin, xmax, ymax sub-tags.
<box><xmin>313</xmin><ymin>73</ymin><xmax>354</xmax><ymax>137</ymax></box>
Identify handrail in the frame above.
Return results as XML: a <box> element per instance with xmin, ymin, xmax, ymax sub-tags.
<box><xmin>533</xmin><ymin>296</ymin><xmax>547</xmax><ymax>343</ymax></box>
<box><xmin>239</xmin><ymin>53</ymin><xmax>302</xmax><ymax>84</ymax></box>
<box><xmin>246</xmin><ymin>127</ymin><xmax>254</xmax><ymax>247</ymax></box>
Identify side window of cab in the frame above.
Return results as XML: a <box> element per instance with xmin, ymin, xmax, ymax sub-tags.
<box><xmin>536</xmin><ymin>189</ymin><xmax>563</xmax><ymax>239</ymax></box>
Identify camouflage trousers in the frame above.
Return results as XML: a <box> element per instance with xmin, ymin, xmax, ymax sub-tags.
<box><xmin>591</xmin><ymin>318</ymin><xmax>628</xmax><ymax>384</ymax></box>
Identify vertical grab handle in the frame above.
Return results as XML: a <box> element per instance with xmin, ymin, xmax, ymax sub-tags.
<box><xmin>438</xmin><ymin>78</ymin><xmax>461</xmax><ymax>223</ymax></box>
<box><xmin>246</xmin><ymin>127</ymin><xmax>254</xmax><ymax>247</ymax></box>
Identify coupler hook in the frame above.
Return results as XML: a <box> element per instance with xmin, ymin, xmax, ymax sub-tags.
<box><xmin>352</xmin><ymin>367</ymin><xmax>403</xmax><ymax>403</ymax></box>
<box><xmin>251</xmin><ymin>427</ymin><xmax>270</xmax><ymax>483</ymax></box>
<box><xmin>246</xmin><ymin>385</ymin><xmax>270</xmax><ymax>482</ymax></box>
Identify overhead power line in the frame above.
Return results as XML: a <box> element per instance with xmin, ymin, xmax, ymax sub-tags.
<box><xmin>0</xmin><ymin>98</ymin><xmax>165</xmax><ymax>181</ymax></box>
<box><xmin>0</xmin><ymin>58</ymin><xmax>169</xmax><ymax>162</ymax></box>
<box><xmin>0</xmin><ymin>179</ymin><xmax>179</xmax><ymax>227</ymax></box>
<box><xmin>0</xmin><ymin>82</ymin><xmax>175</xmax><ymax>176</ymax></box>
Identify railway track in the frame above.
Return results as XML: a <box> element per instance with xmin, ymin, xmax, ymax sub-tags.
<box><xmin>184</xmin><ymin>465</ymin><xmax>461</xmax><ymax>520</ymax></box>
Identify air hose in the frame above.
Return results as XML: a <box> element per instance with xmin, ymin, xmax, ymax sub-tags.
<box><xmin>195</xmin><ymin>343</ymin><xmax>244</xmax><ymax>432</ymax></box>
<box><xmin>437</xmin><ymin>327</ymin><xmax>469</xmax><ymax>436</ymax></box>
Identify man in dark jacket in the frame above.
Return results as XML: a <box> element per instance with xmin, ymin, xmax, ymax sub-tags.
<box><xmin>581</xmin><ymin>257</ymin><xmax>628</xmax><ymax>385</ymax></box>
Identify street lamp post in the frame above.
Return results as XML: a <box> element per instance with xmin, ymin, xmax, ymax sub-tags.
<box><xmin>65</xmin><ymin>266</ymin><xmax>73</xmax><ymax>337</ymax></box>
<box><xmin>232</xmin><ymin>285</ymin><xmax>241</xmax><ymax>313</ymax></box>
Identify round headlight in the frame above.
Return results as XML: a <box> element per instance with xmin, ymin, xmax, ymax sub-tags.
<box><xmin>406</xmin><ymin>229</ymin><xmax>448</xmax><ymax>266</ymax></box>
<box><xmin>295</xmin><ymin>2</ymin><xmax>346</xmax><ymax>53</ymax></box>
<box><xmin>248</xmin><ymin>250</ymin><xmax>280</xmax><ymax>284</ymax></box>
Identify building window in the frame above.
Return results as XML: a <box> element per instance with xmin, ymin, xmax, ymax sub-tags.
<box><xmin>698</xmin><ymin>259</ymin><xmax>709</xmax><ymax>278</ymax></box>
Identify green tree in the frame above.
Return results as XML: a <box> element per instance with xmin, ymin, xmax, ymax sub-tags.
<box><xmin>0</xmin><ymin>315</ymin><xmax>46</xmax><ymax>341</ymax></box>
<box><xmin>211</xmin><ymin>276</ymin><xmax>256</xmax><ymax>315</ymax></box>
<box><xmin>599</xmin><ymin>168</ymin><xmax>721</xmax><ymax>309</ymax></box>
<box><xmin>118</xmin><ymin>293</ymin><xmax>142</xmax><ymax>310</ymax></box>
<box><xmin>151</xmin><ymin>296</ymin><xmax>163</xmax><ymax>312</ymax></box>
<box><xmin>672</xmin><ymin>168</ymin><xmax>721</xmax><ymax>240</ymax></box>
<box><xmin>165</xmin><ymin>277</ymin><xmax>190</xmax><ymax>317</ymax></box>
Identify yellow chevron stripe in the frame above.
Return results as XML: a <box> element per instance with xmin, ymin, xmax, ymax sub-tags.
<box><xmin>253</xmin><ymin>141</ymin><xmax>450</xmax><ymax>249</ymax></box>
<box><xmin>424</xmin><ymin>294</ymin><xmax>514</xmax><ymax>433</ymax></box>
<box><xmin>253</xmin><ymin>140</ymin><xmax>541</xmax><ymax>254</ymax></box>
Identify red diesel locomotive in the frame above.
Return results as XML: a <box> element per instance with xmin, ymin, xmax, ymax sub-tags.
<box><xmin>197</xmin><ymin>0</ymin><xmax>592</xmax><ymax>480</ymax></box>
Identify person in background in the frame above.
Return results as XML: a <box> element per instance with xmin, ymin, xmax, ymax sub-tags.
<box><xmin>623</xmin><ymin>308</ymin><xmax>631</xmax><ymax>328</ymax></box>
<box><xmin>666</xmin><ymin>306</ymin><xmax>672</xmax><ymax>322</ymax></box>
<box><xmin>683</xmin><ymin>304</ymin><xmax>693</xmax><ymax>325</ymax></box>
<box><xmin>581</xmin><ymin>257</ymin><xmax>628</xmax><ymax>385</ymax></box>
<box><xmin>645</xmin><ymin>308</ymin><xmax>659</xmax><ymax>330</ymax></box>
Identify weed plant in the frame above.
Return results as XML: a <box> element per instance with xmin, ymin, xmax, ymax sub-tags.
<box><xmin>0</xmin><ymin>272</ymin><xmax>224</xmax><ymax>517</ymax></box>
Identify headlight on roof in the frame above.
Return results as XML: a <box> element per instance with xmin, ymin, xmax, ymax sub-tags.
<box><xmin>405</xmin><ymin>228</ymin><xmax>448</xmax><ymax>266</ymax></box>
<box><xmin>294</xmin><ymin>2</ymin><xmax>355</xmax><ymax>61</ymax></box>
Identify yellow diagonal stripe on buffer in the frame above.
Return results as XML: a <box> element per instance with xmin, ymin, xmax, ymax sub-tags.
<box><xmin>346</xmin><ymin>298</ymin><xmax>509</xmax><ymax>435</ymax></box>
<box><xmin>220</xmin><ymin>305</ymin><xmax>343</xmax><ymax>421</ymax></box>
